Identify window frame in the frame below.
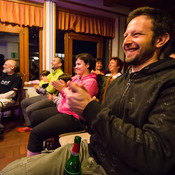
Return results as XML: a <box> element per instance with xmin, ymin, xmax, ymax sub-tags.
<box><xmin>0</xmin><ymin>23</ymin><xmax>43</xmax><ymax>81</ymax></box>
<box><xmin>64</xmin><ymin>32</ymin><xmax>103</xmax><ymax>75</ymax></box>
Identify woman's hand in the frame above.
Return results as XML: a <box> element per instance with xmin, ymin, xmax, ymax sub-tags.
<box><xmin>51</xmin><ymin>80</ymin><xmax>66</xmax><ymax>92</ymax></box>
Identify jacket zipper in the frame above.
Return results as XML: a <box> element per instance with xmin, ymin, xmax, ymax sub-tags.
<box><xmin>118</xmin><ymin>76</ymin><xmax>134</xmax><ymax>116</ymax></box>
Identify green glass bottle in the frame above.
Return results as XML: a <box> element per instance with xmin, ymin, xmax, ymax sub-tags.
<box><xmin>64</xmin><ymin>136</ymin><xmax>81</xmax><ymax>175</ymax></box>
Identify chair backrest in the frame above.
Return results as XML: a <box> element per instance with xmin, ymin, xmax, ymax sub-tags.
<box><xmin>96</xmin><ymin>74</ymin><xmax>108</xmax><ymax>103</ymax></box>
<box><xmin>1</xmin><ymin>72</ymin><xmax>26</xmax><ymax>124</ymax></box>
<box><xmin>16</xmin><ymin>72</ymin><xmax>26</xmax><ymax>104</ymax></box>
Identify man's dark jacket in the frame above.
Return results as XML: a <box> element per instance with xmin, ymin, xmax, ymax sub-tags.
<box><xmin>83</xmin><ymin>57</ymin><xmax>175</xmax><ymax>175</ymax></box>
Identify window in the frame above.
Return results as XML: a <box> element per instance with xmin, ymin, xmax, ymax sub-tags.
<box><xmin>0</xmin><ymin>23</ymin><xmax>43</xmax><ymax>82</ymax></box>
<box><xmin>29</xmin><ymin>27</ymin><xmax>39</xmax><ymax>80</ymax></box>
<box><xmin>64</xmin><ymin>32</ymin><xmax>103</xmax><ymax>75</ymax></box>
<box><xmin>0</xmin><ymin>32</ymin><xmax>19</xmax><ymax>68</ymax></box>
<box><xmin>56</xmin><ymin>30</ymin><xmax>65</xmax><ymax>71</ymax></box>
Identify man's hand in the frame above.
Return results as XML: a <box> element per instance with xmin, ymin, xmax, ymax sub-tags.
<box><xmin>64</xmin><ymin>82</ymin><xmax>93</xmax><ymax>117</ymax></box>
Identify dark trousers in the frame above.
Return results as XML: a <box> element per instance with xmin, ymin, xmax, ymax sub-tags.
<box><xmin>28</xmin><ymin>106</ymin><xmax>83</xmax><ymax>152</ymax></box>
<box><xmin>21</xmin><ymin>95</ymin><xmax>55</xmax><ymax>126</ymax></box>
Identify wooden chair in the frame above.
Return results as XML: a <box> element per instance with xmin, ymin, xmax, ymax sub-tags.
<box><xmin>1</xmin><ymin>72</ymin><xmax>26</xmax><ymax>125</ymax></box>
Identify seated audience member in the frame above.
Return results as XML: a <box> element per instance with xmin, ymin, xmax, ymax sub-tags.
<box><xmin>102</xmin><ymin>57</ymin><xmax>123</xmax><ymax>101</ymax></box>
<box><xmin>91</xmin><ymin>58</ymin><xmax>106</xmax><ymax>75</ymax></box>
<box><xmin>19</xmin><ymin>57</ymin><xmax>64</xmax><ymax>130</ymax></box>
<box><xmin>2</xmin><ymin>7</ymin><xmax>175</xmax><ymax>175</ymax></box>
<box><xmin>105</xmin><ymin>57</ymin><xmax>123</xmax><ymax>78</ymax></box>
<box><xmin>0</xmin><ymin>60</ymin><xmax>22</xmax><ymax>117</ymax></box>
<box><xmin>25</xmin><ymin>53</ymin><xmax>99</xmax><ymax>156</ymax></box>
<box><xmin>47</xmin><ymin>74</ymin><xmax>72</xmax><ymax>105</ymax></box>
<box><xmin>18</xmin><ymin>74</ymin><xmax>71</xmax><ymax>134</ymax></box>
<box><xmin>33</xmin><ymin>70</ymin><xmax>50</xmax><ymax>95</ymax></box>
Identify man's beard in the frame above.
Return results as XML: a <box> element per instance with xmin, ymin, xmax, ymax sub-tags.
<box><xmin>3</xmin><ymin>68</ymin><xmax>12</xmax><ymax>73</ymax></box>
<box><xmin>125</xmin><ymin>46</ymin><xmax>155</xmax><ymax>67</ymax></box>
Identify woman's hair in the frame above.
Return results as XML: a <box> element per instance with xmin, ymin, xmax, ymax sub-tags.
<box><xmin>41</xmin><ymin>70</ymin><xmax>50</xmax><ymax>76</ymax></box>
<box><xmin>94</xmin><ymin>58</ymin><xmax>103</xmax><ymax>70</ymax></box>
<box><xmin>75</xmin><ymin>53</ymin><xmax>95</xmax><ymax>71</ymax></box>
<box><xmin>110</xmin><ymin>57</ymin><xmax>123</xmax><ymax>72</ymax></box>
<box><xmin>95</xmin><ymin>58</ymin><xmax>103</xmax><ymax>63</ymax></box>
<box><xmin>127</xmin><ymin>7</ymin><xmax>174</xmax><ymax>53</ymax></box>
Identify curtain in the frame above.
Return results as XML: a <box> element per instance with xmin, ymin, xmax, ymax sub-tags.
<box><xmin>0</xmin><ymin>0</ymin><xmax>43</xmax><ymax>27</ymax></box>
<box><xmin>57</xmin><ymin>10</ymin><xmax>115</xmax><ymax>38</ymax></box>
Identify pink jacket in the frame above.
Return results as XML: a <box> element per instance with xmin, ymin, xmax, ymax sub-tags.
<box><xmin>57</xmin><ymin>73</ymin><xmax>99</xmax><ymax>119</ymax></box>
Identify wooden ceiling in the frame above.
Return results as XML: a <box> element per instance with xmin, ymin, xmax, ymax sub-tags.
<box><xmin>103</xmin><ymin>0</ymin><xmax>175</xmax><ymax>21</ymax></box>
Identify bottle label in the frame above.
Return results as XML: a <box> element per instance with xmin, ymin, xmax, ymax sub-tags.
<box><xmin>64</xmin><ymin>167</ymin><xmax>81</xmax><ymax>175</ymax></box>
<box><xmin>72</xmin><ymin>143</ymin><xmax>80</xmax><ymax>153</ymax></box>
<box><xmin>72</xmin><ymin>152</ymin><xmax>79</xmax><ymax>156</ymax></box>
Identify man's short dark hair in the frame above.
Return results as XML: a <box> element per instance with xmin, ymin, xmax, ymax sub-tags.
<box><xmin>55</xmin><ymin>57</ymin><xmax>63</xmax><ymax>65</ymax></box>
<box><xmin>127</xmin><ymin>7</ymin><xmax>174</xmax><ymax>53</ymax></box>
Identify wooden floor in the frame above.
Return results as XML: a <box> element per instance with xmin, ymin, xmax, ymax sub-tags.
<box><xmin>0</xmin><ymin>117</ymin><xmax>30</xmax><ymax>171</ymax></box>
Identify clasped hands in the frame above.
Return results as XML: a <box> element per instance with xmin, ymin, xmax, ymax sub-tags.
<box><xmin>64</xmin><ymin>81</ymin><xmax>93</xmax><ymax>118</ymax></box>
<box><xmin>51</xmin><ymin>79</ymin><xmax>66</xmax><ymax>92</ymax></box>
<box><xmin>51</xmin><ymin>80</ymin><xmax>94</xmax><ymax>118</ymax></box>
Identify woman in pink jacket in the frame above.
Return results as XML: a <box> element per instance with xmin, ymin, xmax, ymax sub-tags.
<box><xmin>27</xmin><ymin>53</ymin><xmax>99</xmax><ymax>156</ymax></box>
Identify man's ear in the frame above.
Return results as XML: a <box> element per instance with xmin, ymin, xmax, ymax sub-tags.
<box><xmin>155</xmin><ymin>33</ymin><xmax>170</xmax><ymax>48</ymax></box>
<box><xmin>59</xmin><ymin>62</ymin><xmax>62</xmax><ymax>67</ymax></box>
<box><xmin>11</xmin><ymin>66</ymin><xmax>15</xmax><ymax>71</ymax></box>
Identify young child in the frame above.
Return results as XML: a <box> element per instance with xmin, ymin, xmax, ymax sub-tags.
<box><xmin>34</xmin><ymin>70</ymin><xmax>50</xmax><ymax>95</ymax></box>
<box><xmin>47</xmin><ymin>74</ymin><xmax>72</xmax><ymax>105</ymax></box>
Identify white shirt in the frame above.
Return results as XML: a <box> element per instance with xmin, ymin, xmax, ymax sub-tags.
<box><xmin>105</xmin><ymin>72</ymin><xmax>122</xmax><ymax>79</ymax></box>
